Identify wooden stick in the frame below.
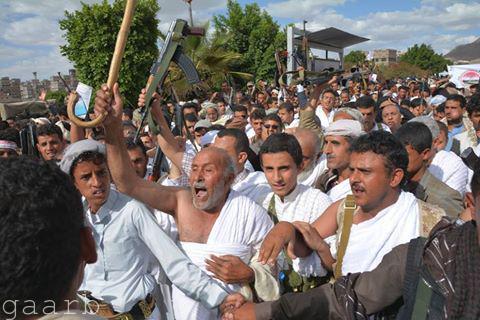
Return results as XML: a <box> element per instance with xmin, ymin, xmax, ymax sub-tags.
<box><xmin>67</xmin><ymin>0</ymin><xmax>137</xmax><ymax>128</ymax></box>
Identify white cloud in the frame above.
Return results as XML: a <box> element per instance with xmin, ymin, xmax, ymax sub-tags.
<box><xmin>263</xmin><ymin>0</ymin><xmax>346</xmax><ymax>19</ymax></box>
<box><xmin>0</xmin><ymin>47</ymin><xmax>72</xmax><ymax>81</ymax></box>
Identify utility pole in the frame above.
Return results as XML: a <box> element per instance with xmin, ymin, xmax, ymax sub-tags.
<box><xmin>32</xmin><ymin>72</ymin><xmax>38</xmax><ymax>100</ymax></box>
<box><xmin>184</xmin><ymin>0</ymin><xmax>194</xmax><ymax>26</ymax></box>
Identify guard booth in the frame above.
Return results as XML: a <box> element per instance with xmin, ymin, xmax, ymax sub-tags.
<box><xmin>286</xmin><ymin>26</ymin><xmax>369</xmax><ymax>77</ymax></box>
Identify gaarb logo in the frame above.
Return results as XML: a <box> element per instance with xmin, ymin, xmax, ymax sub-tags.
<box><xmin>460</xmin><ymin>70</ymin><xmax>480</xmax><ymax>86</ymax></box>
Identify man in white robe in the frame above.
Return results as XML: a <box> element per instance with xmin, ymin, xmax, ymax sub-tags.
<box><xmin>429</xmin><ymin>149</ymin><xmax>469</xmax><ymax>196</ymax></box>
<box><xmin>95</xmin><ymin>86</ymin><xmax>278</xmax><ymax>320</ymax></box>
<box><xmin>315</xmin><ymin>119</ymin><xmax>364</xmax><ymax>202</ymax></box>
<box><xmin>258</xmin><ymin>133</ymin><xmax>332</xmax><ymax>292</ymax></box>
<box><xmin>258</xmin><ymin>131</ymin><xmax>444</xmax><ymax>279</ymax></box>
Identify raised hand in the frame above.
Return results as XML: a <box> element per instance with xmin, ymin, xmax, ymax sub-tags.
<box><xmin>205</xmin><ymin>255</ymin><xmax>254</xmax><ymax>284</ymax></box>
<box><xmin>93</xmin><ymin>83</ymin><xmax>123</xmax><ymax>127</ymax></box>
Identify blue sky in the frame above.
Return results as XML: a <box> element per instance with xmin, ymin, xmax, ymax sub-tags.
<box><xmin>0</xmin><ymin>0</ymin><xmax>479</xmax><ymax>81</ymax></box>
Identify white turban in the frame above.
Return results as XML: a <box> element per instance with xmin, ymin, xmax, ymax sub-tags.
<box><xmin>325</xmin><ymin>119</ymin><xmax>364</xmax><ymax>138</ymax></box>
<box><xmin>59</xmin><ymin>139</ymin><xmax>106</xmax><ymax>174</ymax></box>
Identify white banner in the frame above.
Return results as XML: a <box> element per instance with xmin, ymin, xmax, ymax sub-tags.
<box><xmin>447</xmin><ymin>64</ymin><xmax>480</xmax><ymax>88</ymax></box>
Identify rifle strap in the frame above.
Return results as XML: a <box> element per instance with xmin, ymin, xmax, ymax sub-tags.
<box><xmin>334</xmin><ymin>195</ymin><xmax>356</xmax><ymax>279</ymax></box>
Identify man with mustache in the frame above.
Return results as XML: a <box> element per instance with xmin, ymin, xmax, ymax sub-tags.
<box><xmin>94</xmin><ymin>84</ymin><xmax>276</xmax><ymax>320</ymax></box>
<box><xmin>254</xmin><ymin>131</ymin><xmax>443</xmax><ymax>293</ymax></box>
<box><xmin>315</xmin><ymin>119</ymin><xmax>364</xmax><ymax>202</ymax></box>
<box><xmin>59</xmin><ymin>139</ymin><xmax>244</xmax><ymax>320</ymax></box>
<box><xmin>137</xmin><ymin>90</ymin><xmax>271</xmax><ymax>206</ymax></box>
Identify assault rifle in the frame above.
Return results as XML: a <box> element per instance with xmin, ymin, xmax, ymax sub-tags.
<box><xmin>134</xmin><ymin>19</ymin><xmax>204</xmax><ymax>181</ymax></box>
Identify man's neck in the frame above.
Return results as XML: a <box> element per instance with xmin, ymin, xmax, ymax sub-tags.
<box><xmin>278</xmin><ymin>183</ymin><xmax>298</xmax><ymax>202</ymax></box>
<box><xmin>447</xmin><ymin>118</ymin><xmax>463</xmax><ymax>130</ymax></box>
<box><xmin>322</xmin><ymin>105</ymin><xmax>332</xmax><ymax>114</ymax></box>
<box><xmin>357</xmin><ymin>190</ymin><xmax>401</xmax><ymax>222</ymax></box>
<box><xmin>337</xmin><ymin>166</ymin><xmax>352</xmax><ymax>183</ymax></box>
<box><xmin>408</xmin><ymin>166</ymin><xmax>427</xmax><ymax>184</ymax></box>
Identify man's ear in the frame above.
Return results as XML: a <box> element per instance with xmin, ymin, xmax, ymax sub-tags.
<box><xmin>421</xmin><ymin>148</ymin><xmax>431</xmax><ymax>162</ymax></box>
<box><xmin>238</xmin><ymin>151</ymin><xmax>248</xmax><ymax>165</ymax></box>
<box><xmin>390</xmin><ymin>168</ymin><xmax>405</xmax><ymax>188</ymax></box>
<box><xmin>80</xmin><ymin>227</ymin><xmax>97</xmax><ymax>264</ymax></box>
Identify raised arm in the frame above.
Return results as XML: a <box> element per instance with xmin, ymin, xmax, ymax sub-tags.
<box><xmin>138</xmin><ymin>89</ymin><xmax>184</xmax><ymax>169</ymax></box>
<box><xmin>94</xmin><ymin>83</ymin><xmax>180</xmax><ymax>214</ymax></box>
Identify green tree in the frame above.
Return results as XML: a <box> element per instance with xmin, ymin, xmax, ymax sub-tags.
<box><xmin>344</xmin><ymin>50</ymin><xmax>366</xmax><ymax>66</ymax></box>
<box><xmin>378</xmin><ymin>61</ymin><xmax>429</xmax><ymax>79</ymax></box>
<box><xmin>167</xmin><ymin>23</ymin><xmax>252</xmax><ymax>99</ymax></box>
<box><xmin>45</xmin><ymin>91</ymin><xmax>68</xmax><ymax>108</ymax></box>
<box><xmin>399</xmin><ymin>44</ymin><xmax>451</xmax><ymax>74</ymax></box>
<box><xmin>213</xmin><ymin>0</ymin><xmax>286</xmax><ymax>82</ymax></box>
<box><xmin>59</xmin><ymin>0</ymin><xmax>160</xmax><ymax>107</ymax></box>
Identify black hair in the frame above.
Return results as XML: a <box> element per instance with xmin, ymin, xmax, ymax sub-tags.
<box><xmin>400</xmin><ymin>99</ymin><xmax>411</xmax><ymax>108</ymax></box>
<box><xmin>398</xmin><ymin>85</ymin><xmax>409</xmax><ymax>92</ymax></box>
<box><xmin>322</xmin><ymin>88</ymin><xmax>338</xmax><ymax>97</ymax></box>
<box><xmin>184</xmin><ymin>113</ymin><xmax>198</xmax><ymax>123</ymax></box>
<box><xmin>410</xmin><ymin>98</ymin><xmax>427</xmax><ymax>108</ymax></box>
<box><xmin>342</xmin><ymin>102</ymin><xmax>357</xmax><ymax>109</ymax></box>
<box><xmin>278</xmin><ymin>102</ymin><xmax>295</xmax><ymax>113</ymax></box>
<box><xmin>122</xmin><ymin>120</ymin><xmax>137</xmax><ymax>130</ymax></box>
<box><xmin>466</xmin><ymin>93</ymin><xmax>480</xmax><ymax>116</ymax></box>
<box><xmin>36</xmin><ymin>123</ymin><xmax>63</xmax><ymax>141</ymax></box>
<box><xmin>350</xmin><ymin>131</ymin><xmax>408</xmax><ymax>183</ymax></box>
<box><xmin>446</xmin><ymin>94</ymin><xmax>467</xmax><ymax>108</ymax></box>
<box><xmin>0</xmin><ymin>121</ymin><xmax>9</xmax><ymax>130</ymax></box>
<box><xmin>250</xmin><ymin>108</ymin><xmax>266</xmax><ymax>120</ymax></box>
<box><xmin>437</xmin><ymin>102</ymin><xmax>445</xmax><ymax>113</ymax></box>
<box><xmin>182</xmin><ymin>102</ymin><xmax>198</xmax><ymax>115</ymax></box>
<box><xmin>209</xmin><ymin>124</ymin><xmax>226</xmax><ymax>131</ymax></box>
<box><xmin>436</xmin><ymin>120</ymin><xmax>448</xmax><ymax>137</ymax></box>
<box><xmin>356</xmin><ymin>96</ymin><xmax>375</xmax><ymax>109</ymax></box>
<box><xmin>0</xmin><ymin>127</ymin><xmax>20</xmax><ymax>146</ymax></box>
<box><xmin>232</xmin><ymin>105</ymin><xmax>248</xmax><ymax>114</ymax></box>
<box><xmin>125</xmin><ymin>137</ymin><xmax>147</xmax><ymax>156</ymax></box>
<box><xmin>395</xmin><ymin>122</ymin><xmax>432</xmax><ymax>153</ymax></box>
<box><xmin>123</xmin><ymin>107</ymin><xmax>133</xmax><ymax>119</ymax></box>
<box><xmin>259</xmin><ymin>133</ymin><xmax>303</xmax><ymax>167</ymax></box>
<box><xmin>69</xmin><ymin>151</ymin><xmax>106</xmax><ymax>178</ymax></box>
<box><xmin>0</xmin><ymin>157</ymin><xmax>84</xmax><ymax>316</ymax></box>
<box><xmin>264</xmin><ymin>113</ymin><xmax>282</xmax><ymax>126</ymax></box>
<box><xmin>217</xmin><ymin>128</ymin><xmax>249</xmax><ymax>154</ymax></box>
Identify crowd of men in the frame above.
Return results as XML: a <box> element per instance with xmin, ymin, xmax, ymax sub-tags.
<box><xmin>1</xmin><ymin>70</ymin><xmax>480</xmax><ymax>320</ymax></box>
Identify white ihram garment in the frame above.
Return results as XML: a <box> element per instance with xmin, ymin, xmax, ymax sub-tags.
<box><xmin>171</xmin><ymin>191</ymin><xmax>273</xmax><ymax>320</ymax></box>
<box><xmin>295</xmin><ymin>191</ymin><xmax>421</xmax><ymax>276</ymax></box>
<box><xmin>327</xmin><ymin>178</ymin><xmax>352</xmax><ymax>202</ymax></box>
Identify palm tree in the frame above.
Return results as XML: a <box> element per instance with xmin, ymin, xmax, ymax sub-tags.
<box><xmin>165</xmin><ymin>23</ymin><xmax>252</xmax><ymax>100</ymax></box>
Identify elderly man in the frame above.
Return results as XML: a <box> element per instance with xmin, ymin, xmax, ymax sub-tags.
<box><xmin>292</xmin><ymin>128</ymin><xmax>325</xmax><ymax>187</ymax></box>
<box><xmin>139</xmin><ymin>91</ymin><xmax>271</xmax><ymax>205</ymax></box>
<box><xmin>95</xmin><ymin>84</ymin><xmax>276</xmax><ymax>319</ymax></box>
<box><xmin>256</xmin><ymin>131</ymin><xmax>444</xmax><ymax>287</ymax></box>
<box><xmin>316</xmin><ymin>119</ymin><xmax>364</xmax><ymax>202</ymax></box>
<box><xmin>259</xmin><ymin>133</ymin><xmax>332</xmax><ymax>292</ymax></box>
<box><xmin>59</xmin><ymin>139</ymin><xmax>243</xmax><ymax>320</ymax></box>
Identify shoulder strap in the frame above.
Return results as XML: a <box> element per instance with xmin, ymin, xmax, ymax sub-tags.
<box><xmin>334</xmin><ymin>195</ymin><xmax>356</xmax><ymax>279</ymax></box>
<box><xmin>267</xmin><ymin>195</ymin><xmax>279</xmax><ymax>225</ymax></box>
<box><xmin>396</xmin><ymin>237</ymin><xmax>427</xmax><ymax>320</ymax></box>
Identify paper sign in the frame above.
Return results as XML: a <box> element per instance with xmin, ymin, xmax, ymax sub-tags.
<box><xmin>74</xmin><ymin>82</ymin><xmax>93</xmax><ymax>118</ymax></box>
<box><xmin>447</xmin><ymin>64</ymin><xmax>480</xmax><ymax>88</ymax></box>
